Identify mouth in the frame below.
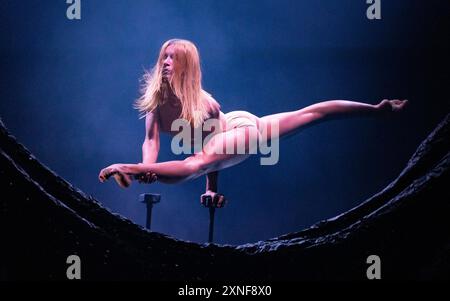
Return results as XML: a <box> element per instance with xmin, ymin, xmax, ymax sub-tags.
<box><xmin>162</xmin><ymin>69</ymin><xmax>171</xmax><ymax>77</ymax></box>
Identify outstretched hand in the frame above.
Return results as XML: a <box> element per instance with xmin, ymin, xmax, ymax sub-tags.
<box><xmin>376</xmin><ymin>99</ymin><xmax>409</xmax><ymax>113</ymax></box>
<box><xmin>201</xmin><ymin>190</ymin><xmax>226</xmax><ymax>208</ymax></box>
<box><xmin>98</xmin><ymin>164</ymin><xmax>132</xmax><ymax>188</ymax></box>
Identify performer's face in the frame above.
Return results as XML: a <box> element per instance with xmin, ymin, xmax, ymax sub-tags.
<box><xmin>162</xmin><ymin>45</ymin><xmax>175</xmax><ymax>80</ymax></box>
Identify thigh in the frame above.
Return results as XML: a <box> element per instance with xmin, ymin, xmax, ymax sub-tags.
<box><xmin>259</xmin><ymin>109</ymin><xmax>320</xmax><ymax>140</ymax></box>
<box><xmin>200</xmin><ymin>127</ymin><xmax>260</xmax><ymax>172</ymax></box>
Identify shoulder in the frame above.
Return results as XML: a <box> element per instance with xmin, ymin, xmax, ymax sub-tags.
<box><xmin>145</xmin><ymin>107</ymin><xmax>161</xmax><ymax>126</ymax></box>
<box><xmin>146</xmin><ymin>106</ymin><xmax>160</xmax><ymax>117</ymax></box>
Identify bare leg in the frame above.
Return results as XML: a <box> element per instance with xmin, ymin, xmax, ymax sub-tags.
<box><xmin>258</xmin><ymin>99</ymin><xmax>407</xmax><ymax>140</ymax></box>
<box><xmin>100</xmin><ymin>100</ymin><xmax>407</xmax><ymax>187</ymax></box>
<box><xmin>99</xmin><ymin>126</ymin><xmax>260</xmax><ymax>185</ymax></box>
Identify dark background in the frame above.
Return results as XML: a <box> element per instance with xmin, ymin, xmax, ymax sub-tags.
<box><xmin>1</xmin><ymin>0</ymin><xmax>448</xmax><ymax>244</ymax></box>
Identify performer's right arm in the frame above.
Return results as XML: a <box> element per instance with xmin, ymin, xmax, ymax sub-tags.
<box><xmin>136</xmin><ymin>111</ymin><xmax>160</xmax><ymax>184</ymax></box>
<box><xmin>142</xmin><ymin>110</ymin><xmax>160</xmax><ymax>164</ymax></box>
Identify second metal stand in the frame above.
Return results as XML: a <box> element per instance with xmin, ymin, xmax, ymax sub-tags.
<box><xmin>139</xmin><ymin>193</ymin><xmax>161</xmax><ymax>230</ymax></box>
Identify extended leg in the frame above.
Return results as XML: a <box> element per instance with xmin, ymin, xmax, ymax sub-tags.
<box><xmin>258</xmin><ymin>99</ymin><xmax>406</xmax><ymax>140</ymax></box>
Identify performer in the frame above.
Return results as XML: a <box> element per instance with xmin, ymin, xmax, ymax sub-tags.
<box><xmin>99</xmin><ymin>39</ymin><xmax>407</xmax><ymax>207</ymax></box>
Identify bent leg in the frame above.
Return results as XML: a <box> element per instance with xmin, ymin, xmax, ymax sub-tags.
<box><xmin>200</xmin><ymin>126</ymin><xmax>260</xmax><ymax>171</ymax></box>
<box><xmin>100</xmin><ymin>160</ymin><xmax>201</xmax><ymax>185</ymax></box>
<box><xmin>126</xmin><ymin>126</ymin><xmax>260</xmax><ymax>184</ymax></box>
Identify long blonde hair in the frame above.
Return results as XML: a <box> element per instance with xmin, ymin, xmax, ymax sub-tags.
<box><xmin>134</xmin><ymin>39</ymin><xmax>210</xmax><ymax>127</ymax></box>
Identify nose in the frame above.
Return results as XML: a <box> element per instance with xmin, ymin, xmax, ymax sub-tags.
<box><xmin>163</xmin><ymin>56</ymin><xmax>172</xmax><ymax>67</ymax></box>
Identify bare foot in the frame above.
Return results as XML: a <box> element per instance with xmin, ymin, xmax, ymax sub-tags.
<box><xmin>377</xmin><ymin>99</ymin><xmax>409</xmax><ymax>113</ymax></box>
<box><xmin>99</xmin><ymin>165</ymin><xmax>132</xmax><ymax>188</ymax></box>
<box><xmin>113</xmin><ymin>172</ymin><xmax>132</xmax><ymax>188</ymax></box>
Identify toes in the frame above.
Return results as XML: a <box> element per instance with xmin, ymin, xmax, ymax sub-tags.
<box><xmin>99</xmin><ymin>171</ymin><xmax>108</xmax><ymax>182</ymax></box>
<box><xmin>113</xmin><ymin>173</ymin><xmax>130</xmax><ymax>188</ymax></box>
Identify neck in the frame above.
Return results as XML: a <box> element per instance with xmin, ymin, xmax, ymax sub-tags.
<box><xmin>161</xmin><ymin>83</ymin><xmax>180</xmax><ymax>107</ymax></box>
<box><xmin>162</xmin><ymin>81</ymin><xmax>174</xmax><ymax>97</ymax></box>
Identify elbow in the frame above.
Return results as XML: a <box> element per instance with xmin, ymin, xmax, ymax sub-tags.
<box><xmin>143</xmin><ymin>138</ymin><xmax>159</xmax><ymax>148</ymax></box>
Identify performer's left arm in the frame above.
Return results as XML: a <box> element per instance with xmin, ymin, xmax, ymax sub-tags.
<box><xmin>201</xmin><ymin>171</ymin><xmax>226</xmax><ymax>208</ymax></box>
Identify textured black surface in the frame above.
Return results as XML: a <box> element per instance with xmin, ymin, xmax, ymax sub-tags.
<box><xmin>1</xmin><ymin>113</ymin><xmax>449</xmax><ymax>280</ymax></box>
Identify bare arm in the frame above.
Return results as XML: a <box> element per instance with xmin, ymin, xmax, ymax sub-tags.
<box><xmin>142</xmin><ymin>110</ymin><xmax>160</xmax><ymax>164</ymax></box>
<box><xmin>201</xmin><ymin>171</ymin><xmax>226</xmax><ymax>208</ymax></box>
<box><xmin>137</xmin><ymin>110</ymin><xmax>160</xmax><ymax>183</ymax></box>
<box><xmin>206</xmin><ymin>171</ymin><xmax>218</xmax><ymax>192</ymax></box>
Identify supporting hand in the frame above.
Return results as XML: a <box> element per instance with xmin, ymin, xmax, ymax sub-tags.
<box><xmin>134</xmin><ymin>171</ymin><xmax>158</xmax><ymax>184</ymax></box>
<box><xmin>200</xmin><ymin>190</ymin><xmax>226</xmax><ymax>208</ymax></box>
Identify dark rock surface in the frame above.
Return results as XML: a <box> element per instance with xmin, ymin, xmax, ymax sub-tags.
<box><xmin>1</xmin><ymin>114</ymin><xmax>449</xmax><ymax>280</ymax></box>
